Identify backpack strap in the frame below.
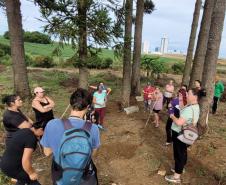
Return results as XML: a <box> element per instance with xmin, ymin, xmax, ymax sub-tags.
<box><xmin>62</xmin><ymin>119</ymin><xmax>73</xmax><ymax>130</ymax></box>
<box><xmin>82</xmin><ymin>121</ymin><xmax>92</xmax><ymax>133</ymax></box>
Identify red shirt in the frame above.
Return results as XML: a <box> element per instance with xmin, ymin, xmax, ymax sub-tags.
<box><xmin>143</xmin><ymin>86</ymin><xmax>156</xmax><ymax>100</ymax></box>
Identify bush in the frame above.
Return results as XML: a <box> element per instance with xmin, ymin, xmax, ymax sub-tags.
<box><xmin>3</xmin><ymin>31</ymin><xmax>51</xmax><ymax>44</ymax></box>
<box><xmin>141</xmin><ymin>55</ymin><xmax>166</xmax><ymax>78</ymax></box>
<box><xmin>32</xmin><ymin>56</ymin><xmax>55</xmax><ymax>68</ymax></box>
<box><xmin>24</xmin><ymin>31</ymin><xmax>51</xmax><ymax>44</ymax></box>
<box><xmin>171</xmin><ymin>62</ymin><xmax>184</xmax><ymax>74</ymax></box>
<box><xmin>68</xmin><ymin>55</ymin><xmax>113</xmax><ymax>69</ymax></box>
<box><xmin>0</xmin><ymin>43</ymin><xmax>10</xmax><ymax>55</ymax></box>
<box><xmin>0</xmin><ymin>49</ymin><xmax>5</xmax><ymax>57</ymax></box>
<box><xmin>0</xmin><ymin>55</ymin><xmax>11</xmax><ymax>66</ymax></box>
<box><xmin>25</xmin><ymin>53</ymin><xmax>34</xmax><ymax>66</ymax></box>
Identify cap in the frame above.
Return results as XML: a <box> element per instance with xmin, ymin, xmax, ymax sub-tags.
<box><xmin>34</xmin><ymin>87</ymin><xmax>45</xmax><ymax>94</ymax></box>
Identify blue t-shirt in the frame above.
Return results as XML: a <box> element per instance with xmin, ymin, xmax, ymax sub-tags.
<box><xmin>93</xmin><ymin>90</ymin><xmax>107</xmax><ymax>108</ymax></box>
<box><xmin>40</xmin><ymin>117</ymin><xmax>101</xmax><ymax>157</ymax></box>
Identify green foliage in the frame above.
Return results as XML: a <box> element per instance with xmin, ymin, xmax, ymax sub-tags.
<box><xmin>32</xmin><ymin>55</ymin><xmax>55</xmax><ymax>68</ymax></box>
<box><xmin>0</xmin><ymin>55</ymin><xmax>11</xmax><ymax>66</ymax></box>
<box><xmin>0</xmin><ymin>49</ymin><xmax>5</xmax><ymax>57</ymax></box>
<box><xmin>141</xmin><ymin>55</ymin><xmax>166</xmax><ymax>78</ymax></box>
<box><xmin>171</xmin><ymin>62</ymin><xmax>185</xmax><ymax>74</ymax></box>
<box><xmin>0</xmin><ymin>43</ymin><xmax>10</xmax><ymax>55</ymax></box>
<box><xmin>68</xmin><ymin>55</ymin><xmax>113</xmax><ymax>69</ymax></box>
<box><xmin>4</xmin><ymin>31</ymin><xmax>51</xmax><ymax>44</ymax></box>
<box><xmin>0</xmin><ymin>171</ymin><xmax>10</xmax><ymax>185</ymax></box>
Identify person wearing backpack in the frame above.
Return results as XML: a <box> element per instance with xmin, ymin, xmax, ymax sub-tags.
<box><xmin>40</xmin><ymin>88</ymin><xmax>101</xmax><ymax>185</ymax></box>
<box><xmin>165</xmin><ymin>88</ymin><xmax>200</xmax><ymax>184</ymax></box>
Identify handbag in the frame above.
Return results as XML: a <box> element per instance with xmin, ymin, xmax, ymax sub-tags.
<box><xmin>177</xmin><ymin>106</ymin><xmax>199</xmax><ymax>145</ymax></box>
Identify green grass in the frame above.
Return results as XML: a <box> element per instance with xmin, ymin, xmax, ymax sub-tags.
<box><xmin>0</xmin><ymin>36</ymin><xmax>114</xmax><ymax>60</ymax></box>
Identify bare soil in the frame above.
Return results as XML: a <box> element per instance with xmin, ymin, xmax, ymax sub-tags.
<box><xmin>34</xmin><ymin>99</ymin><xmax>226</xmax><ymax>185</ymax></box>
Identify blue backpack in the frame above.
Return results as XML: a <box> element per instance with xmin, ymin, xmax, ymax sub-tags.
<box><xmin>55</xmin><ymin>119</ymin><xmax>92</xmax><ymax>185</ymax></box>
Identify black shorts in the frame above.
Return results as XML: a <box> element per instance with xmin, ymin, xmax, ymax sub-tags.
<box><xmin>153</xmin><ymin>109</ymin><xmax>160</xmax><ymax>113</ymax></box>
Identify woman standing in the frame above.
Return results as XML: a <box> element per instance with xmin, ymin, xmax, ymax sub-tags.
<box><xmin>165</xmin><ymin>89</ymin><xmax>187</xmax><ymax>146</ymax></box>
<box><xmin>165</xmin><ymin>88</ymin><xmax>200</xmax><ymax>183</ymax></box>
<box><xmin>2</xmin><ymin>95</ymin><xmax>33</xmax><ymax>144</ymax></box>
<box><xmin>93</xmin><ymin>84</ymin><xmax>107</xmax><ymax>129</ymax></box>
<box><xmin>32</xmin><ymin>87</ymin><xmax>55</xmax><ymax>129</ymax></box>
<box><xmin>163</xmin><ymin>80</ymin><xmax>175</xmax><ymax>108</ymax></box>
<box><xmin>152</xmin><ymin>87</ymin><xmax>163</xmax><ymax>128</ymax></box>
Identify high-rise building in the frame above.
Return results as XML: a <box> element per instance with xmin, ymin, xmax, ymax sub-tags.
<box><xmin>160</xmin><ymin>36</ymin><xmax>168</xmax><ymax>54</ymax></box>
<box><xmin>142</xmin><ymin>41</ymin><xmax>150</xmax><ymax>54</ymax></box>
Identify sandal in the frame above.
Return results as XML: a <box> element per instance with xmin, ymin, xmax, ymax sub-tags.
<box><xmin>165</xmin><ymin>175</ymin><xmax>181</xmax><ymax>183</ymax></box>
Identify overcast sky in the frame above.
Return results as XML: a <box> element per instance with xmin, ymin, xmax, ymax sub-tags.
<box><xmin>0</xmin><ymin>0</ymin><xmax>226</xmax><ymax>57</ymax></box>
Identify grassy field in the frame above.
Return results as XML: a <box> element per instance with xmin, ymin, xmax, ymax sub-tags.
<box><xmin>0</xmin><ymin>36</ymin><xmax>115</xmax><ymax>59</ymax></box>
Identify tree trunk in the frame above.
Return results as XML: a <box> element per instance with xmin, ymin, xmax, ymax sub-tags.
<box><xmin>122</xmin><ymin>0</ymin><xmax>133</xmax><ymax>107</ymax></box>
<box><xmin>189</xmin><ymin>0</ymin><xmax>216</xmax><ymax>88</ymax></box>
<box><xmin>198</xmin><ymin>0</ymin><xmax>226</xmax><ymax>135</ymax></box>
<box><xmin>182</xmin><ymin>0</ymin><xmax>202</xmax><ymax>86</ymax></box>
<box><xmin>131</xmin><ymin>0</ymin><xmax>144</xmax><ymax>96</ymax></box>
<box><xmin>5</xmin><ymin>0</ymin><xmax>31</xmax><ymax>99</ymax></box>
<box><xmin>78</xmin><ymin>0</ymin><xmax>89</xmax><ymax>89</ymax></box>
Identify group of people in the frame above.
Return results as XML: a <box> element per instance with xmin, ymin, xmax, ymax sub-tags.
<box><xmin>142</xmin><ymin>77</ymin><xmax>224</xmax><ymax>183</ymax></box>
<box><xmin>0</xmin><ymin>83</ymin><xmax>111</xmax><ymax>185</ymax></box>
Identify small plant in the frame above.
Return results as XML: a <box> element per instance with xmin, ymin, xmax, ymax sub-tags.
<box><xmin>171</xmin><ymin>62</ymin><xmax>185</xmax><ymax>74</ymax></box>
<box><xmin>0</xmin><ymin>171</ymin><xmax>10</xmax><ymax>185</ymax></box>
<box><xmin>32</xmin><ymin>56</ymin><xmax>55</xmax><ymax>68</ymax></box>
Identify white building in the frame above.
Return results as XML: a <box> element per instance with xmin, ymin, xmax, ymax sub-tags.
<box><xmin>160</xmin><ymin>36</ymin><xmax>168</xmax><ymax>54</ymax></box>
<box><xmin>142</xmin><ymin>40</ymin><xmax>150</xmax><ymax>54</ymax></box>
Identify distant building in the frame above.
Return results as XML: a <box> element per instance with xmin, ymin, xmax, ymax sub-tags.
<box><xmin>155</xmin><ymin>47</ymin><xmax>160</xmax><ymax>52</ymax></box>
<box><xmin>142</xmin><ymin>41</ymin><xmax>150</xmax><ymax>54</ymax></box>
<box><xmin>160</xmin><ymin>36</ymin><xmax>168</xmax><ymax>54</ymax></box>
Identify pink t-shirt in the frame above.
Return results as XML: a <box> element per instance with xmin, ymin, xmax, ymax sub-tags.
<box><xmin>153</xmin><ymin>92</ymin><xmax>163</xmax><ymax>110</ymax></box>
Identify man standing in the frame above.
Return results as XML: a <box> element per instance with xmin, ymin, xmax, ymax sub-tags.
<box><xmin>212</xmin><ymin>76</ymin><xmax>224</xmax><ymax>114</ymax></box>
<box><xmin>40</xmin><ymin>88</ymin><xmax>100</xmax><ymax>185</ymax></box>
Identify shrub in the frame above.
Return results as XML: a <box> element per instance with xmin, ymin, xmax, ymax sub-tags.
<box><xmin>171</xmin><ymin>62</ymin><xmax>184</xmax><ymax>74</ymax></box>
<box><xmin>24</xmin><ymin>31</ymin><xmax>51</xmax><ymax>44</ymax></box>
<box><xmin>0</xmin><ymin>43</ymin><xmax>10</xmax><ymax>55</ymax></box>
<box><xmin>32</xmin><ymin>56</ymin><xmax>55</xmax><ymax>68</ymax></box>
<box><xmin>141</xmin><ymin>55</ymin><xmax>166</xmax><ymax>78</ymax></box>
<box><xmin>0</xmin><ymin>49</ymin><xmax>5</xmax><ymax>57</ymax></box>
<box><xmin>68</xmin><ymin>55</ymin><xmax>112</xmax><ymax>69</ymax></box>
<box><xmin>25</xmin><ymin>53</ymin><xmax>34</xmax><ymax>66</ymax></box>
<box><xmin>3</xmin><ymin>31</ymin><xmax>51</xmax><ymax>44</ymax></box>
<box><xmin>0</xmin><ymin>55</ymin><xmax>11</xmax><ymax>66</ymax></box>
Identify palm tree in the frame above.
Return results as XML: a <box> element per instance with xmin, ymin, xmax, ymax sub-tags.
<box><xmin>198</xmin><ymin>0</ymin><xmax>226</xmax><ymax>135</ymax></box>
<box><xmin>182</xmin><ymin>0</ymin><xmax>202</xmax><ymax>86</ymax></box>
<box><xmin>189</xmin><ymin>0</ymin><xmax>216</xmax><ymax>88</ymax></box>
<box><xmin>122</xmin><ymin>0</ymin><xmax>133</xmax><ymax>107</ymax></box>
<box><xmin>131</xmin><ymin>0</ymin><xmax>154</xmax><ymax>96</ymax></box>
<box><xmin>5</xmin><ymin>0</ymin><xmax>31</xmax><ymax>99</ymax></box>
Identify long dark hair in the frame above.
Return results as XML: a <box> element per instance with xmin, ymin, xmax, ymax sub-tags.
<box><xmin>2</xmin><ymin>94</ymin><xmax>18</xmax><ymax>107</ymax></box>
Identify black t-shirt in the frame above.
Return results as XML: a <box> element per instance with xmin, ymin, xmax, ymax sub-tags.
<box><xmin>3</xmin><ymin>109</ymin><xmax>28</xmax><ymax>138</ymax></box>
<box><xmin>0</xmin><ymin>129</ymin><xmax>37</xmax><ymax>176</ymax></box>
<box><xmin>32</xmin><ymin>100</ymin><xmax>54</xmax><ymax>129</ymax></box>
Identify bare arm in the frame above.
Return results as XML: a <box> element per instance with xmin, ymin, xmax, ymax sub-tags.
<box><xmin>18</xmin><ymin>121</ymin><xmax>32</xmax><ymax>129</ymax></box>
<box><xmin>107</xmin><ymin>88</ymin><xmax>111</xmax><ymax>95</ymax></box>
<box><xmin>22</xmin><ymin>148</ymin><xmax>38</xmax><ymax>180</ymax></box>
<box><xmin>170</xmin><ymin>114</ymin><xmax>186</xmax><ymax>126</ymax></box>
<box><xmin>89</xmin><ymin>85</ymin><xmax>98</xmax><ymax>90</ymax></box>
<box><xmin>32</xmin><ymin>100</ymin><xmax>52</xmax><ymax>113</ymax></box>
<box><xmin>43</xmin><ymin>147</ymin><xmax>53</xmax><ymax>156</ymax></box>
<box><xmin>45</xmin><ymin>96</ymin><xmax>55</xmax><ymax>108</ymax></box>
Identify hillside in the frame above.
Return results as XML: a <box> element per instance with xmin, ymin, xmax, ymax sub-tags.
<box><xmin>0</xmin><ymin>36</ymin><xmax>114</xmax><ymax>59</ymax></box>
